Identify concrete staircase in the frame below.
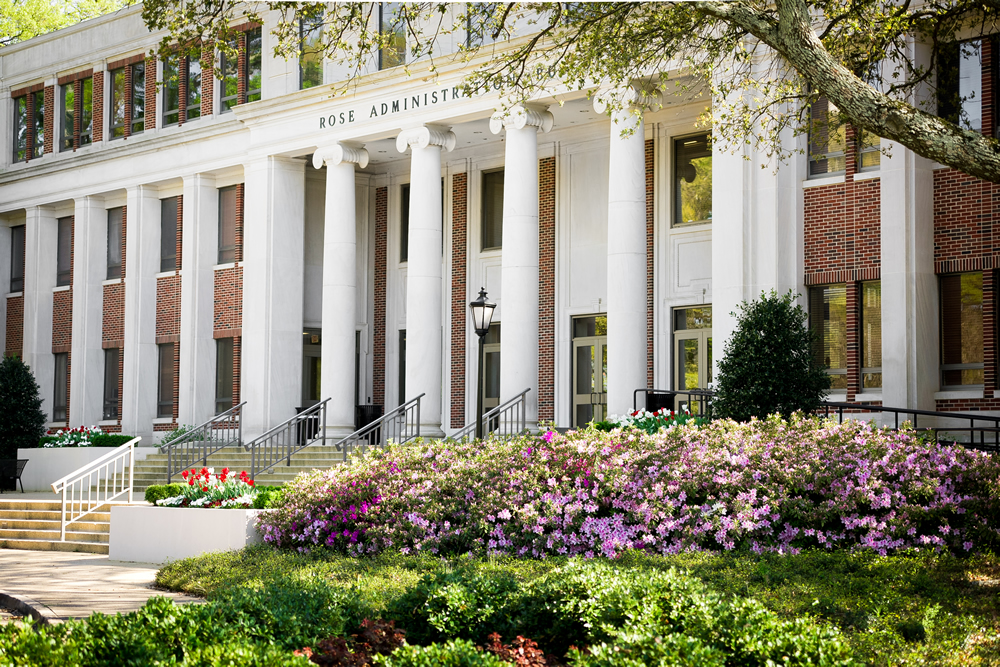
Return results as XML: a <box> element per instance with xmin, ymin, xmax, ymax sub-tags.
<box><xmin>133</xmin><ymin>445</ymin><xmax>349</xmax><ymax>494</ymax></box>
<box><xmin>0</xmin><ymin>500</ymin><xmax>113</xmax><ymax>554</ymax></box>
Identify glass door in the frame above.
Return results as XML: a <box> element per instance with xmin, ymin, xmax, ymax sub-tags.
<box><xmin>572</xmin><ymin>315</ymin><xmax>607</xmax><ymax>427</ymax></box>
<box><xmin>302</xmin><ymin>328</ymin><xmax>321</xmax><ymax>407</ymax></box>
<box><xmin>672</xmin><ymin>307</ymin><xmax>712</xmax><ymax>413</ymax></box>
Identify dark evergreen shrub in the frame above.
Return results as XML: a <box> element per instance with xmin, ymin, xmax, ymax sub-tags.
<box><xmin>713</xmin><ymin>290</ymin><xmax>831</xmax><ymax>422</ymax></box>
<box><xmin>0</xmin><ymin>355</ymin><xmax>47</xmax><ymax>458</ymax></box>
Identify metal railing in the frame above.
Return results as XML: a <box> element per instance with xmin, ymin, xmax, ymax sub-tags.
<box><xmin>452</xmin><ymin>388</ymin><xmax>531</xmax><ymax>440</ymax></box>
<box><xmin>821</xmin><ymin>401</ymin><xmax>1000</xmax><ymax>451</ymax></box>
<box><xmin>246</xmin><ymin>399</ymin><xmax>329</xmax><ymax>480</ymax></box>
<box><xmin>634</xmin><ymin>388</ymin><xmax>714</xmax><ymax>416</ymax></box>
<box><xmin>160</xmin><ymin>402</ymin><xmax>245</xmax><ymax>482</ymax></box>
<box><xmin>51</xmin><ymin>436</ymin><xmax>138</xmax><ymax>542</ymax></box>
<box><xmin>331</xmin><ymin>394</ymin><xmax>424</xmax><ymax>463</ymax></box>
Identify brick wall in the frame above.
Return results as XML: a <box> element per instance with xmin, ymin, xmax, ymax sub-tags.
<box><xmin>214</xmin><ymin>266</ymin><xmax>243</xmax><ymax>332</ymax></box>
<box><xmin>803</xmin><ymin>185</ymin><xmax>881</xmax><ymax>282</ymax></box>
<box><xmin>645</xmin><ymin>138</ymin><xmax>654</xmax><ymax>389</ymax></box>
<box><xmin>373</xmin><ymin>186</ymin><xmax>387</xmax><ymax>407</ymax></box>
<box><xmin>144</xmin><ymin>57</ymin><xmax>157</xmax><ymax>131</ymax></box>
<box><xmin>92</xmin><ymin>70</ymin><xmax>104</xmax><ymax>143</ymax></box>
<box><xmin>102</xmin><ymin>204</ymin><xmax>126</xmax><ymax>428</ymax></box>
<box><xmin>5</xmin><ymin>296</ymin><xmax>23</xmax><ymax>357</ymax></box>
<box><xmin>538</xmin><ymin>156</ymin><xmax>556</xmax><ymax>423</ymax></box>
<box><xmin>200</xmin><ymin>43</ymin><xmax>214</xmax><ymax>117</ymax></box>
<box><xmin>449</xmin><ymin>173</ymin><xmax>468</xmax><ymax>428</ymax></box>
<box><xmin>52</xmin><ymin>216</ymin><xmax>73</xmax><ymax>421</ymax></box>
<box><xmin>43</xmin><ymin>86</ymin><xmax>54</xmax><ymax>154</ymax></box>
<box><xmin>155</xmin><ymin>197</ymin><xmax>182</xmax><ymax>426</ymax></box>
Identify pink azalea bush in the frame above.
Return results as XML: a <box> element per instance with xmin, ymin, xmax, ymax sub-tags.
<box><xmin>258</xmin><ymin>414</ymin><xmax>1000</xmax><ymax>558</ymax></box>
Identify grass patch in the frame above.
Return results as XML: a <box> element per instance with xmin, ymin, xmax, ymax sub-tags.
<box><xmin>158</xmin><ymin>547</ymin><xmax>1000</xmax><ymax>666</ymax></box>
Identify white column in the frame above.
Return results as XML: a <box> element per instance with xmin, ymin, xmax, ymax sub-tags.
<box><xmin>122</xmin><ymin>186</ymin><xmax>161</xmax><ymax>441</ymax></box>
<box><xmin>241</xmin><ymin>156</ymin><xmax>306</xmax><ymax>439</ymax></box>
<box><xmin>396</xmin><ymin>125</ymin><xmax>455</xmax><ymax>437</ymax></box>
<box><xmin>22</xmin><ymin>206</ymin><xmax>58</xmax><ymax>421</ymax></box>
<box><xmin>490</xmin><ymin>104</ymin><xmax>552</xmax><ymax>431</ymax></box>
<box><xmin>596</xmin><ymin>88</ymin><xmax>648</xmax><ymax>416</ymax></box>
<box><xmin>69</xmin><ymin>196</ymin><xmax>107</xmax><ymax>427</ymax></box>
<box><xmin>178</xmin><ymin>173</ymin><xmax>219</xmax><ymax>426</ymax></box>
<box><xmin>314</xmin><ymin>143</ymin><xmax>369</xmax><ymax>436</ymax></box>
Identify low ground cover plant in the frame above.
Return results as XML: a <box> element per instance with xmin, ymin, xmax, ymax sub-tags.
<box><xmin>259</xmin><ymin>415</ymin><xmax>1000</xmax><ymax>558</ymax></box>
<box><xmin>154</xmin><ymin>467</ymin><xmax>258</xmax><ymax>508</ymax></box>
<box><xmin>37</xmin><ymin>426</ymin><xmax>135</xmax><ymax>448</ymax></box>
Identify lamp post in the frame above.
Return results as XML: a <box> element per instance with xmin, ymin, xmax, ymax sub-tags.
<box><xmin>469</xmin><ymin>287</ymin><xmax>496</xmax><ymax>440</ymax></box>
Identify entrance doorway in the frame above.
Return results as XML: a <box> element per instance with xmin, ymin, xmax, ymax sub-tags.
<box><xmin>572</xmin><ymin>315</ymin><xmax>607</xmax><ymax>427</ymax></box>
<box><xmin>302</xmin><ymin>328</ymin><xmax>321</xmax><ymax>406</ymax></box>
<box><xmin>673</xmin><ymin>306</ymin><xmax>712</xmax><ymax>413</ymax></box>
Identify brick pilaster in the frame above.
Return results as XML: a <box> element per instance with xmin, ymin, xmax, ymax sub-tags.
<box><xmin>178</xmin><ymin>57</ymin><xmax>188</xmax><ymax>125</ymax></box>
<box><xmin>645</xmin><ymin>138</ymin><xmax>654</xmax><ymax>389</ymax></box>
<box><xmin>984</xmin><ymin>269</ymin><xmax>996</xmax><ymax>392</ymax></box>
<box><xmin>201</xmin><ymin>42</ymin><xmax>214</xmax><ymax>117</ymax></box>
<box><xmin>144</xmin><ymin>57</ymin><xmax>157</xmax><ymax>131</ymax></box>
<box><xmin>983</xmin><ymin>37</ymin><xmax>995</xmax><ymax>139</ymax></box>
<box><xmin>237</xmin><ymin>31</ymin><xmax>248</xmax><ymax>105</ymax></box>
<box><xmin>92</xmin><ymin>70</ymin><xmax>104</xmax><ymax>142</ymax></box>
<box><xmin>373</xmin><ymin>187</ymin><xmax>388</xmax><ymax>406</ymax></box>
<box><xmin>845</xmin><ymin>281</ymin><xmax>860</xmax><ymax>401</ymax></box>
<box><xmin>175</xmin><ymin>194</ymin><xmax>183</xmax><ymax>270</ymax></box>
<box><xmin>235</xmin><ymin>183</ymin><xmax>244</xmax><ymax>262</ymax></box>
<box><xmin>73</xmin><ymin>79</ymin><xmax>82</xmax><ymax>149</ymax></box>
<box><xmin>43</xmin><ymin>85</ymin><xmax>54</xmax><ymax>154</ymax></box>
<box><xmin>449</xmin><ymin>173</ymin><xmax>468</xmax><ymax>428</ymax></box>
<box><xmin>538</xmin><ymin>156</ymin><xmax>556</xmax><ymax>423</ymax></box>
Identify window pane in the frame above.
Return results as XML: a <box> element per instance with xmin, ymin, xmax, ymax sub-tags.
<box><xmin>186</xmin><ymin>57</ymin><xmax>202</xmax><ymax>119</ymax></box>
<box><xmin>675</xmin><ymin>134</ymin><xmax>712</xmax><ymax>224</ymax></box>
<box><xmin>160</xmin><ymin>197</ymin><xmax>178</xmax><ymax>272</ymax></box>
<box><xmin>10</xmin><ymin>225</ymin><xmax>25</xmax><ymax>292</ymax></box>
<box><xmin>218</xmin><ymin>186</ymin><xmax>236</xmax><ymax>263</ymax></box>
<box><xmin>941</xmin><ymin>272</ymin><xmax>984</xmax><ymax>386</ymax></box>
<box><xmin>163</xmin><ymin>59</ymin><xmax>180</xmax><ymax>125</ymax></box>
<box><xmin>216</xmin><ymin>338</ymin><xmax>234</xmax><ymax>413</ymax></box>
<box><xmin>938</xmin><ymin>40</ymin><xmax>982</xmax><ymax>132</ymax></box>
<box><xmin>858</xmin><ymin>130</ymin><xmax>880</xmax><ymax>171</ymax></box>
<box><xmin>131</xmin><ymin>61</ymin><xmax>146</xmax><ymax>134</ymax></box>
<box><xmin>809</xmin><ymin>98</ymin><xmax>847</xmax><ymax>177</ymax></box>
<box><xmin>246</xmin><ymin>27</ymin><xmax>263</xmax><ymax>102</ymax></box>
<box><xmin>810</xmin><ymin>284</ymin><xmax>848</xmax><ymax>389</ymax></box>
<box><xmin>13</xmin><ymin>96</ymin><xmax>27</xmax><ymax>162</ymax></box>
<box><xmin>220</xmin><ymin>43</ymin><xmax>238</xmax><ymax>112</ymax></box>
<box><xmin>79</xmin><ymin>77</ymin><xmax>93</xmax><ymax>145</ymax></box>
<box><xmin>56</xmin><ymin>217</ymin><xmax>72</xmax><ymax>287</ymax></box>
<box><xmin>53</xmin><ymin>352</ymin><xmax>68</xmax><ymax>422</ymax></box>
<box><xmin>110</xmin><ymin>68</ymin><xmax>127</xmax><ymax>138</ymax></box>
<box><xmin>61</xmin><ymin>84</ymin><xmax>75</xmax><ymax>151</ymax></box>
<box><xmin>673</xmin><ymin>306</ymin><xmax>713</xmax><ymax>331</ymax></box>
<box><xmin>482</xmin><ymin>170</ymin><xmax>504</xmax><ymax>249</ymax></box>
<box><xmin>107</xmin><ymin>207</ymin><xmax>123</xmax><ymax>279</ymax></box>
<box><xmin>398</xmin><ymin>329</ymin><xmax>406</xmax><ymax>404</ymax></box>
<box><xmin>103</xmin><ymin>347</ymin><xmax>120</xmax><ymax>420</ymax></box>
<box><xmin>158</xmin><ymin>343</ymin><xmax>175</xmax><ymax>417</ymax></box>
<box><xmin>862</xmin><ymin>281</ymin><xmax>882</xmax><ymax>388</ymax></box>
<box><xmin>380</xmin><ymin>3</ymin><xmax>405</xmax><ymax>69</ymax></box>
<box><xmin>400</xmin><ymin>184</ymin><xmax>409</xmax><ymax>262</ymax></box>
<box><xmin>300</xmin><ymin>17</ymin><xmax>324</xmax><ymax>90</ymax></box>
<box><xmin>32</xmin><ymin>90</ymin><xmax>44</xmax><ymax>157</ymax></box>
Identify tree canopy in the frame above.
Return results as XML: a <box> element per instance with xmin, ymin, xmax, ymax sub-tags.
<box><xmin>0</xmin><ymin>0</ymin><xmax>129</xmax><ymax>47</ymax></box>
<box><xmin>136</xmin><ymin>1</ymin><xmax>1000</xmax><ymax>182</ymax></box>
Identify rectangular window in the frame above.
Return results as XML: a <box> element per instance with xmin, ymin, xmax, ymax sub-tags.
<box><xmin>246</xmin><ymin>27</ymin><xmax>262</xmax><ymax>103</ymax></box>
<box><xmin>80</xmin><ymin>77</ymin><xmax>93</xmax><ymax>146</ymax></box>
<box><xmin>220</xmin><ymin>40</ymin><xmax>239</xmax><ymax>112</ymax></box>
<box><xmin>400</xmin><ymin>184</ymin><xmax>410</xmax><ymax>262</ymax></box>
<box><xmin>398</xmin><ymin>329</ymin><xmax>406</xmax><ymax>405</ymax></box>
<box><xmin>160</xmin><ymin>196</ymin><xmax>178</xmax><ymax>272</ymax></box>
<box><xmin>299</xmin><ymin>16</ymin><xmax>324</xmax><ymax>90</ymax></box>
<box><xmin>103</xmin><ymin>347</ymin><xmax>120</xmax><ymax>420</ymax></box>
<box><xmin>379</xmin><ymin>3</ymin><xmax>405</xmax><ymax>70</ymax></box>
<box><xmin>941</xmin><ymin>272</ymin><xmax>984</xmax><ymax>387</ymax></box>
<box><xmin>218</xmin><ymin>186</ymin><xmax>237</xmax><ymax>263</ymax></box>
<box><xmin>157</xmin><ymin>342</ymin><xmax>175</xmax><ymax>418</ymax></box>
<box><xmin>861</xmin><ymin>281</ymin><xmax>882</xmax><ymax>389</ymax></box>
<box><xmin>32</xmin><ymin>90</ymin><xmax>44</xmax><ymax>157</ymax></box>
<box><xmin>482</xmin><ymin>169</ymin><xmax>504</xmax><ymax>249</ymax></box>
<box><xmin>483</xmin><ymin>323</ymin><xmax>500</xmax><ymax>409</ymax></box>
<box><xmin>674</xmin><ymin>134</ymin><xmax>712</xmax><ymax>225</ymax></box>
<box><xmin>10</xmin><ymin>225</ymin><xmax>25</xmax><ymax>292</ymax></box>
<box><xmin>53</xmin><ymin>352</ymin><xmax>68</xmax><ymax>422</ymax></box>
<box><xmin>131</xmin><ymin>61</ymin><xmax>145</xmax><ymax>134</ymax></box>
<box><xmin>215</xmin><ymin>337</ymin><xmax>234</xmax><ymax>414</ymax></box>
<box><xmin>938</xmin><ymin>39</ymin><xmax>983</xmax><ymax>132</ymax></box>
<box><xmin>12</xmin><ymin>95</ymin><xmax>27</xmax><ymax>162</ymax></box>
<box><xmin>60</xmin><ymin>82</ymin><xmax>75</xmax><ymax>151</ymax></box>
<box><xmin>56</xmin><ymin>217</ymin><xmax>72</xmax><ymax>287</ymax></box>
<box><xmin>163</xmin><ymin>58</ymin><xmax>180</xmax><ymax>126</ymax></box>
<box><xmin>858</xmin><ymin>130</ymin><xmax>881</xmax><ymax>171</ymax></box>
<box><xmin>62</xmin><ymin>77</ymin><xmax>93</xmax><ymax>151</ymax></box>
<box><xmin>808</xmin><ymin>97</ymin><xmax>846</xmax><ymax>177</ymax></box>
<box><xmin>185</xmin><ymin>56</ymin><xmax>202</xmax><ymax>121</ymax></box>
<box><xmin>810</xmin><ymin>284</ymin><xmax>848</xmax><ymax>390</ymax></box>
<box><xmin>110</xmin><ymin>67</ymin><xmax>127</xmax><ymax>138</ymax></box>
<box><xmin>107</xmin><ymin>207</ymin><xmax>123</xmax><ymax>279</ymax></box>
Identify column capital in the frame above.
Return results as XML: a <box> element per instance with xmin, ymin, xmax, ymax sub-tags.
<box><xmin>593</xmin><ymin>84</ymin><xmax>662</xmax><ymax>115</ymax></box>
<box><xmin>313</xmin><ymin>142</ymin><xmax>369</xmax><ymax>170</ymax></box>
<box><xmin>395</xmin><ymin>125</ymin><xmax>456</xmax><ymax>154</ymax></box>
<box><xmin>490</xmin><ymin>103</ymin><xmax>553</xmax><ymax>135</ymax></box>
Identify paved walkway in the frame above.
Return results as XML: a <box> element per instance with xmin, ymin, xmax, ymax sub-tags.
<box><xmin>0</xmin><ymin>549</ymin><xmax>201</xmax><ymax>623</ymax></box>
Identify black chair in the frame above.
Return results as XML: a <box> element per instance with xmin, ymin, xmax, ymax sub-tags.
<box><xmin>0</xmin><ymin>459</ymin><xmax>27</xmax><ymax>493</ymax></box>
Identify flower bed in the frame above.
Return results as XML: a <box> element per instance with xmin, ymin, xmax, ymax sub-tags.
<box><xmin>38</xmin><ymin>425</ymin><xmax>135</xmax><ymax>448</ymax></box>
<box><xmin>593</xmin><ymin>407</ymin><xmax>708</xmax><ymax>434</ymax></box>
<box><xmin>260</xmin><ymin>415</ymin><xmax>1000</xmax><ymax>558</ymax></box>
<box><xmin>155</xmin><ymin>467</ymin><xmax>258</xmax><ymax>508</ymax></box>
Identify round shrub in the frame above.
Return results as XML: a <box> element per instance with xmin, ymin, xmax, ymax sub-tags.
<box><xmin>0</xmin><ymin>354</ymin><xmax>46</xmax><ymax>458</ymax></box>
<box><xmin>145</xmin><ymin>483</ymin><xmax>188</xmax><ymax>504</ymax></box>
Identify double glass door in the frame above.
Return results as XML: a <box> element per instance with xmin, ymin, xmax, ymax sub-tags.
<box><xmin>572</xmin><ymin>315</ymin><xmax>607</xmax><ymax>427</ymax></box>
<box><xmin>673</xmin><ymin>307</ymin><xmax>712</xmax><ymax>413</ymax></box>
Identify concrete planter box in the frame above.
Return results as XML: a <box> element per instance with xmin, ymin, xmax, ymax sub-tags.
<box><xmin>16</xmin><ymin>447</ymin><xmax>150</xmax><ymax>493</ymax></box>
<box><xmin>109</xmin><ymin>506</ymin><xmax>264</xmax><ymax>564</ymax></box>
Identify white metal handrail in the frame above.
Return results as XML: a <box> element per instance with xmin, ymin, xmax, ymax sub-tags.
<box><xmin>50</xmin><ymin>436</ymin><xmax>139</xmax><ymax>542</ymax></box>
<box><xmin>332</xmin><ymin>393</ymin><xmax>425</xmax><ymax>462</ymax></box>
<box><xmin>452</xmin><ymin>388</ymin><xmax>531</xmax><ymax>440</ymax></box>
<box><xmin>160</xmin><ymin>401</ymin><xmax>245</xmax><ymax>482</ymax></box>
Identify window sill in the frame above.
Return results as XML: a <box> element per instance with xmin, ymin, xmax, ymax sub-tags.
<box><xmin>155</xmin><ymin>270</ymin><xmax>181</xmax><ymax>279</ymax></box>
<box><xmin>6</xmin><ymin>291</ymin><xmax>23</xmax><ymax>298</ymax></box>
<box><xmin>152</xmin><ymin>417</ymin><xmax>175</xmax><ymax>425</ymax></box>
<box><xmin>213</xmin><ymin>262</ymin><xmax>239</xmax><ymax>271</ymax></box>
<box><xmin>803</xmin><ymin>174</ymin><xmax>845</xmax><ymax>188</ymax></box>
<box><xmin>52</xmin><ymin>285</ymin><xmax>70</xmax><ymax>293</ymax></box>
<box><xmin>934</xmin><ymin>389</ymin><xmax>984</xmax><ymax>400</ymax></box>
<box><xmin>46</xmin><ymin>421</ymin><xmax>68</xmax><ymax>429</ymax></box>
<box><xmin>102</xmin><ymin>278</ymin><xmax>123</xmax><ymax>286</ymax></box>
<box><xmin>826</xmin><ymin>392</ymin><xmax>848</xmax><ymax>402</ymax></box>
<box><xmin>854</xmin><ymin>392</ymin><xmax>882</xmax><ymax>402</ymax></box>
<box><xmin>98</xmin><ymin>419</ymin><xmax>119</xmax><ymax>427</ymax></box>
<box><xmin>853</xmin><ymin>171</ymin><xmax>881</xmax><ymax>181</ymax></box>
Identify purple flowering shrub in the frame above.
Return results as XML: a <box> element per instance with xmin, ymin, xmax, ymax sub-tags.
<box><xmin>258</xmin><ymin>414</ymin><xmax>1000</xmax><ymax>558</ymax></box>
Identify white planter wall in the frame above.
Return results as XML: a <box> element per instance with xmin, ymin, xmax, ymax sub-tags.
<box><xmin>15</xmin><ymin>447</ymin><xmax>151</xmax><ymax>493</ymax></box>
<box><xmin>109</xmin><ymin>506</ymin><xmax>264</xmax><ymax>564</ymax></box>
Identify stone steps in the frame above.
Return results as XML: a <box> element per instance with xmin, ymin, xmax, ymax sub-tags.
<box><xmin>0</xmin><ymin>501</ymin><xmax>113</xmax><ymax>555</ymax></box>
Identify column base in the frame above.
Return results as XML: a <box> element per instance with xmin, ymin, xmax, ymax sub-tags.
<box><xmin>417</xmin><ymin>423</ymin><xmax>446</xmax><ymax>440</ymax></box>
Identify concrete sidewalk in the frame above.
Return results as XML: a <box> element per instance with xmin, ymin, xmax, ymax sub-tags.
<box><xmin>0</xmin><ymin>549</ymin><xmax>201</xmax><ymax>623</ymax></box>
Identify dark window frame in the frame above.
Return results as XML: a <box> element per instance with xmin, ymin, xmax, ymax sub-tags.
<box><xmin>12</xmin><ymin>89</ymin><xmax>44</xmax><ymax>163</ymax></box>
<box><xmin>807</xmin><ymin>97</ymin><xmax>847</xmax><ymax>178</ymax></box>
<box><xmin>218</xmin><ymin>186</ymin><xmax>237</xmax><ymax>263</ymax></box>
<box><xmin>56</xmin><ymin>217</ymin><xmax>72</xmax><ymax>287</ymax></box>
<box><xmin>107</xmin><ymin>207</ymin><xmax>123</xmax><ymax>279</ymax></box>
<box><xmin>809</xmin><ymin>283</ymin><xmax>849</xmax><ymax>390</ymax></box>
<box><xmin>160</xmin><ymin>196</ymin><xmax>179</xmax><ymax>272</ymax></box>
<box><xmin>53</xmin><ymin>352</ymin><xmax>68</xmax><ymax>422</ymax></box>
<box><xmin>938</xmin><ymin>38</ymin><xmax>985</xmax><ymax>133</ymax></box>
<box><xmin>157</xmin><ymin>342</ymin><xmax>175</xmax><ymax>418</ymax></box>
<box><xmin>673</xmin><ymin>132</ymin><xmax>713</xmax><ymax>225</ymax></box>
<box><xmin>400</xmin><ymin>184</ymin><xmax>410</xmax><ymax>262</ymax></box>
<box><xmin>299</xmin><ymin>16</ymin><xmax>324</xmax><ymax>90</ymax></box>
<box><xmin>103</xmin><ymin>347</ymin><xmax>120</xmax><ymax>420</ymax></box>
<box><xmin>10</xmin><ymin>225</ymin><xmax>25</xmax><ymax>292</ymax></box>
<box><xmin>215</xmin><ymin>337</ymin><xmax>234</xmax><ymax>414</ymax></box>
<box><xmin>109</xmin><ymin>61</ymin><xmax>145</xmax><ymax>139</ymax></box>
<box><xmin>379</xmin><ymin>3</ymin><xmax>406</xmax><ymax>70</ymax></box>
<box><xmin>860</xmin><ymin>280</ymin><xmax>883</xmax><ymax>390</ymax></box>
<box><xmin>398</xmin><ymin>329</ymin><xmax>406</xmax><ymax>405</ymax></box>
<box><xmin>481</xmin><ymin>169</ymin><xmax>505</xmax><ymax>250</ymax></box>
<box><xmin>60</xmin><ymin>76</ymin><xmax>93</xmax><ymax>152</ymax></box>
<box><xmin>940</xmin><ymin>271</ymin><xmax>985</xmax><ymax>389</ymax></box>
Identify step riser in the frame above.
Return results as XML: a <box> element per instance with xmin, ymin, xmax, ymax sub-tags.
<box><xmin>0</xmin><ymin>520</ymin><xmax>108</xmax><ymax>532</ymax></box>
<box><xmin>0</xmin><ymin>539</ymin><xmax>108</xmax><ymax>554</ymax></box>
<box><xmin>0</xmin><ymin>529</ymin><xmax>107</xmax><ymax>543</ymax></box>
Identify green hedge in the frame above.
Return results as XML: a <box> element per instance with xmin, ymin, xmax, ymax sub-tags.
<box><xmin>144</xmin><ymin>483</ymin><xmax>188</xmax><ymax>505</ymax></box>
<box><xmin>37</xmin><ymin>433</ymin><xmax>136</xmax><ymax>448</ymax></box>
